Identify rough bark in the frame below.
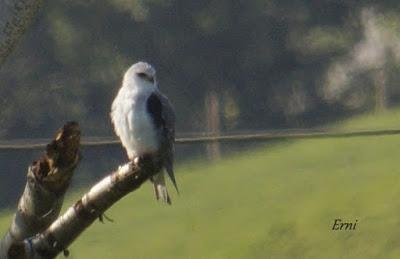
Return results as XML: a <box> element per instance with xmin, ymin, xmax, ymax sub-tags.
<box><xmin>0</xmin><ymin>122</ymin><xmax>81</xmax><ymax>259</ymax></box>
<box><xmin>9</xmin><ymin>157</ymin><xmax>160</xmax><ymax>259</ymax></box>
<box><xmin>0</xmin><ymin>0</ymin><xmax>44</xmax><ymax>66</ymax></box>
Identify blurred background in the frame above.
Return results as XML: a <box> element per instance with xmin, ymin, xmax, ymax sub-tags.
<box><xmin>2</xmin><ymin>1</ymin><xmax>400</xmax><ymax>258</ymax></box>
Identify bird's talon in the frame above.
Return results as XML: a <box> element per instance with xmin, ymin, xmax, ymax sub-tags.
<box><xmin>99</xmin><ymin>213</ymin><xmax>114</xmax><ymax>223</ymax></box>
<box><xmin>63</xmin><ymin>249</ymin><xmax>70</xmax><ymax>257</ymax></box>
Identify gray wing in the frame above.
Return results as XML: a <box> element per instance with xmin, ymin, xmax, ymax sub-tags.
<box><xmin>147</xmin><ymin>91</ymin><xmax>178</xmax><ymax>192</ymax></box>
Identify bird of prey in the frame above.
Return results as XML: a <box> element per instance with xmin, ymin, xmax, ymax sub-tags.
<box><xmin>111</xmin><ymin>61</ymin><xmax>177</xmax><ymax>204</ymax></box>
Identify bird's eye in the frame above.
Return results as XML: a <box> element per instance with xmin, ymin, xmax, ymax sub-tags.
<box><xmin>137</xmin><ymin>72</ymin><xmax>147</xmax><ymax>78</ymax></box>
<box><xmin>137</xmin><ymin>72</ymin><xmax>154</xmax><ymax>83</ymax></box>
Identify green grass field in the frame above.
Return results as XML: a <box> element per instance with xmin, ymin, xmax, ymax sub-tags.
<box><xmin>2</xmin><ymin>110</ymin><xmax>400</xmax><ymax>258</ymax></box>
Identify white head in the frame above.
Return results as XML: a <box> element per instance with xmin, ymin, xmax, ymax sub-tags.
<box><xmin>123</xmin><ymin>61</ymin><xmax>157</xmax><ymax>90</ymax></box>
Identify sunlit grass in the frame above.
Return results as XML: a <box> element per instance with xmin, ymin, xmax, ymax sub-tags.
<box><xmin>2</xmin><ymin>109</ymin><xmax>400</xmax><ymax>258</ymax></box>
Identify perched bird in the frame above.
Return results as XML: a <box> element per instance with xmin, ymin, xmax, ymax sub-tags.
<box><xmin>111</xmin><ymin>61</ymin><xmax>177</xmax><ymax>204</ymax></box>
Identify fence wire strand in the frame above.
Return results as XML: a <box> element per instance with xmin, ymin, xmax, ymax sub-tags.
<box><xmin>0</xmin><ymin>128</ymin><xmax>400</xmax><ymax>150</ymax></box>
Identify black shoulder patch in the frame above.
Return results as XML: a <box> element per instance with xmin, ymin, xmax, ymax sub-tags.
<box><xmin>147</xmin><ymin>93</ymin><xmax>164</xmax><ymax>129</ymax></box>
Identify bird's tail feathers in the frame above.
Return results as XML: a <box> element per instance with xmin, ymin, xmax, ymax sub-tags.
<box><xmin>151</xmin><ymin>173</ymin><xmax>171</xmax><ymax>205</ymax></box>
<box><xmin>166</xmin><ymin>166</ymin><xmax>179</xmax><ymax>195</ymax></box>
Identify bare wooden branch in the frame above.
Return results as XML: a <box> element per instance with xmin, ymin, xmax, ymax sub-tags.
<box><xmin>15</xmin><ymin>157</ymin><xmax>160</xmax><ymax>259</ymax></box>
<box><xmin>0</xmin><ymin>122</ymin><xmax>81</xmax><ymax>259</ymax></box>
<box><xmin>0</xmin><ymin>0</ymin><xmax>44</xmax><ymax>66</ymax></box>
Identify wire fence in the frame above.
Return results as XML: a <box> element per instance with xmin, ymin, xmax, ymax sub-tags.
<box><xmin>0</xmin><ymin>128</ymin><xmax>400</xmax><ymax>150</ymax></box>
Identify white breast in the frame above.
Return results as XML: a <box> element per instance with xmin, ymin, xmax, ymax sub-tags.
<box><xmin>111</xmin><ymin>87</ymin><xmax>159</xmax><ymax>159</ymax></box>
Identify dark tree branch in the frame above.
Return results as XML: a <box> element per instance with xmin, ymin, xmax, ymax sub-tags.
<box><xmin>0</xmin><ymin>122</ymin><xmax>81</xmax><ymax>259</ymax></box>
<box><xmin>13</xmin><ymin>158</ymin><xmax>160</xmax><ymax>259</ymax></box>
<box><xmin>0</xmin><ymin>121</ymin><xmax>162</xmax><ymax>259</ymax></box>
